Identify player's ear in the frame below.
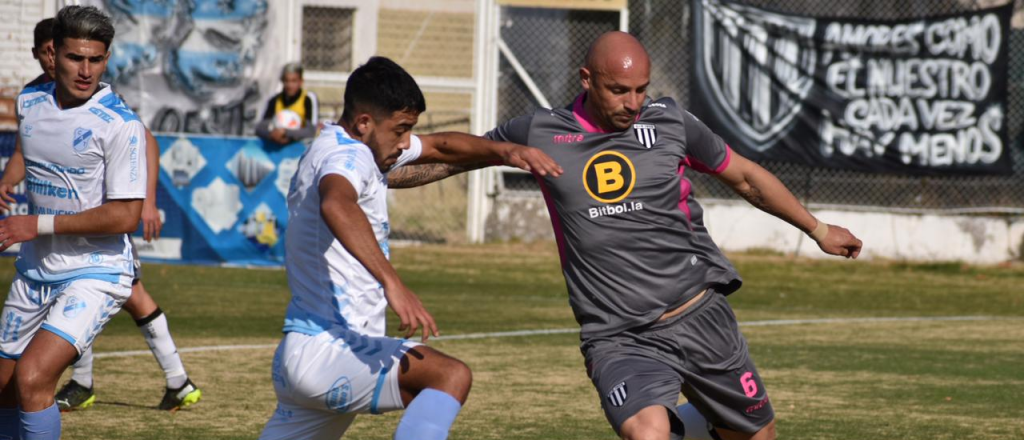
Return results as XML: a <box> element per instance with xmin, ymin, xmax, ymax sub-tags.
<box><xmin>353</xmin><ymin>113</ymin><xmax>374</xmax><ymax>137</ymax></box>
<box><xmin>580</xmin><ymin>67</ymin><xmax>592</xmax><ymax>91</ymax></box>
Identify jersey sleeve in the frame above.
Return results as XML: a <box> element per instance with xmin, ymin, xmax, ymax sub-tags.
<box><xmin>484</xmin><ymin>114</ymin><xmax>533</xmax><ymax>145</ymax></box>
<box><xmin>317</xmin><ymin>146</ymin><xmax>373</xmax><ymax>195</ymax></box>
<box><xmin>392</xmin><ymin>134</ymin><xmax>423</xmax><ymax>169</ymax></box>
<box><xmin>683</xmin><ymin>111</ymin><xmax>732</xmax><ymax>174</ymax></box>
<box><xmin>103</xmin><ymin>120</ymin><xmax>148</xmax><ymax>200</ymax></box>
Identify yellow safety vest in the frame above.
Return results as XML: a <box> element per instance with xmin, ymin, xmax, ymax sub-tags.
<box><xmin>274</xmin><ymin>89</ymin><xmax>308</xmax><ymax>127</ymax></box>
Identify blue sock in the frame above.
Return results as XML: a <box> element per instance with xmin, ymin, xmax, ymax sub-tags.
<box><xmin>394</xmin><ymin>389</ymin><xmax>462</xmax><ymax>440</ymax></box>
<box><xmin>19</xmin><ymin>404</ymin><xmax>59</xmax><ymax>440</ymax></box>
<box><xmin>0</xmin><ymin>407</ymin><xmax>19</xmax><ymax>440</ymax></box>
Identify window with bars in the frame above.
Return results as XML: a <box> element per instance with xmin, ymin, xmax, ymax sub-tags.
<box><xmin>301</xmin><ymin>6</ymin><xmax>354</xmax><ymax>73</ymax></box>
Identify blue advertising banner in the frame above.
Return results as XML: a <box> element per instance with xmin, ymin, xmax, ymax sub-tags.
<box><xmin>0</xmin><ymin>131</ymin><xmax>304</xmax><ymax>266</ymax></box>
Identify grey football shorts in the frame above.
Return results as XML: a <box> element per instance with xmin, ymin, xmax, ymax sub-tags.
<box><xmin>582</xmin><ymin>289</ymin><xmax>773</xmax><ymax>439</ymax></box>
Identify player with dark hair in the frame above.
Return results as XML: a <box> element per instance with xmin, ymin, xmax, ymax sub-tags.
<box><xmin>0</xmin><ymin>16</ymin><xmax>202</xmax><ymax>413</ymax></box>
<box><xmin>257</xmin><ymin>56</ymin><xmax>561</xmax><ymax>440</ymax></box>
<box><xmin>0</xmin><ymin>5</ymin><xmax>148</xmax><ymax>438</ymax></box>
<box><xmin>388</xmin><ymin>32</ymin><xmax>862</xmax><ymax>440</ymax></box>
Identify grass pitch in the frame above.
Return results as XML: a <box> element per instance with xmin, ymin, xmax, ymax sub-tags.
<box><xmin>1</xmin><ymin>244</ymin><xmax>1021</xmax><ymax>440</ymax></box>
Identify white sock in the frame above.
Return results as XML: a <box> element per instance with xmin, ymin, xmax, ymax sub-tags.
<box><xmin>677</xmin><ymin>403</ymin><xmax>715</xmax><ymax>440</ymax></box>
<box><xmin>70</xmin><ymin>348</ymin><xmax>94</xmax><ymax>389</ymax></box>
<box><xmin>136</xmin><ymin>309</ymin><xmax>188</xmax><ymax>389</ymax></box>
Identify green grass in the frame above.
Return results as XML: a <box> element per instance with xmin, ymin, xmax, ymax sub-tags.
<box><xmin>0</xmin><ymin>244</ymin><xmax>1021</xmax><ymax>439</ymax></box>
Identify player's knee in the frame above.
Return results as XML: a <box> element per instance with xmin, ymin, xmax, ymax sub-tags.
<box><xmin>751</xmin><ymin>420</ymin><xmax>777</xmax><ymax>440</ymax></box>
<box><xmin>620</xmin><ymin>423</ymin><xmax>669</xmax><ymax>440</ymax></box>
<box><xmin>437</xmin><ymin>357</ymin><xmax>472</xmax><ymax>402</ymax></box>
<box><xmin>13</xmin><ymin>362</ymin><xmax>46</xmax><ymax>396</ymax></box>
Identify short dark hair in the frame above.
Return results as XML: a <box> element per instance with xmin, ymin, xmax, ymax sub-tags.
<box><xmin>33</xmin><ymin>18</ymin><xmax>54</xmax><ymax>50</ymax></box>
<box><xmin>341</xmin><ymin>57</ymin><xmax>426</xmax><ymax>123</ymax></box>
<box><xmin>52</xmin><ymin>5</ymin><xmax>115</xmax><ymax>51</ymax></box>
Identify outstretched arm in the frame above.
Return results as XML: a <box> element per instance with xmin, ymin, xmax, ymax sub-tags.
<box><xmin>0</xmin><ymin>199</ymin><xmax>143</xmax><ymax>252</ymax></box>
<box><xmin>416</xmin><ymin>132</ymin><xmax>562</xmax><ymax>177</ymax></box>
<box><xmin>387</xmin><ymin>162</ymin><xmax>488</xmax><ymax>189</ymax></box>
<box><xmin>319</xmin><ymin>174</ymin><xmax>438</xmax><ymax>341</ymax></box>
<box><xmin>714</xmin><ymin>151</ymin><xmax>862</xmax><ymax>258</ymax></box>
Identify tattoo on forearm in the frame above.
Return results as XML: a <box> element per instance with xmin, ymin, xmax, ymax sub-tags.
<box><xmin>738</xmin><ymin>186</ymin><xmax>772</xmax><ymax>213</ymax></box>
<box><xmin>388</xmin><ymin>163</ymin><xmax>480</xmax><ymax>188</ymax></box>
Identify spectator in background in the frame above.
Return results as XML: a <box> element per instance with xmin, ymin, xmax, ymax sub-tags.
<box><xmin>255</xmin><ymin>63</ymin><xmax>319</xmax><ymax>145</ymax></box>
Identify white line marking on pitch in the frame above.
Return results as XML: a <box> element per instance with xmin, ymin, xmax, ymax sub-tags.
<box><xmin>93</xmin><ymin>315</ymin><xmax>1019</xmax><ymax>359</ymax></box>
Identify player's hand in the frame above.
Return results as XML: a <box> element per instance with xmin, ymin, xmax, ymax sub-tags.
<box><xmin>270</xmin><ymin>128</ymin><xmax>289</xmax><ymax>145</ymax></box>
<box><xmin>814</xmin><ymin>224</ymin><xmax>862</xmax><ymax>259</ymax></box>
<box><xmin>0</xmin><ymin>183</ymin><xmax>17</xmax><ymax>213</ymax></box>
<box><xmin>0</xmin><ymin>215</ymin><xmax>39</xmax><ymax>252</ymax></box>
<box><xmin>141</xmin><ymin>200</ymin><xmax>163</xmax><ymax>242</ymax></box>
<box><xmin>384</xmin><ymin>282</ymin><xmax>439</xmax><ymax>342</ymax></box>
<box><xmin>502</xmin><ymin>146</ymin><xmax>563</xmax><ymax>177</ymax></box>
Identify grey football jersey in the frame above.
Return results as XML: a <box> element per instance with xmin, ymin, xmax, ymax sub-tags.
<box><xmin>487</xmin><ymin>94</ymin><xmax>742</xmax><ymax>339</ymax></box>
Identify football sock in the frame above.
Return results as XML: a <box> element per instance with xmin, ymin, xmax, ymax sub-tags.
<box><xmin>677</xmin><ymin>403</ymin><xmax>715</xmax><ymax>440</ymax></box>
<box><xmin>0</xmin><ymin>406</ymin><xmax>20</xmax><ymax>439</ymax></box>
<box><xmin>135</xmin><ymin>309</ymin><xmax>187</xmax><ymax>389</ymax></box>
<box><xmin>70</xmin><ymin>348</ymin><xmax>94</xmax><ymax>389</ymax></box>
<box><xmin>20</xmin><ymin>403</ymin><xmax>59</xmax><ymax>440</ymax></box>
<box><xmin>394</xmin><ymin>389</ymin><xmax>462</xmax><ymax>440</ymax></box>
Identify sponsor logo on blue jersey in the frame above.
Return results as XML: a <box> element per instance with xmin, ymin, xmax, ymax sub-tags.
<box><xmin>63</xmin><ymin>296</ymin><xmax>88</xmax><ymax>319</ymax></box>
<box><xmin>130</xmin><ymin>137</ymin><xmax>140</xmax><ymax>183</ymax></box>
<box><xmin>98</xmin><ymin>92</ymin><xmax>140</xmax><ymax>122</ymax></box>
<box><xmin>73</xmin><ymin>128</ymin><xmax>93</xmax><ymax>153</ymax></box>
<box><xmin>325</xmin><ymin>376</ymin><xmax>353</xmax><ymax>412</ymax></box>
<box><xmin>22</xmin><ymin>96</ymin><xmax>47</xmax><ymax>110</ymax></box>
<box><xmin>25</xmin><ymin>159</ymin><xmax>86</xmax><ymax>175</ymax></box>
<box><xmin>26</xmin><ymin>176</ymin><xmax>80</xmax><ymax>200</ymax></box>
<box><xmin>89</xmin><ymin>107</ymin><xmax>114</xmax><ymax>123</ymax></box>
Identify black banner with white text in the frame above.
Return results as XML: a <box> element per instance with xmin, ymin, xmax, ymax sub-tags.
<box><xmin>690</xmin><ymin>0</ymin><xmax>1013</xmax><ymax>175</ymax></box>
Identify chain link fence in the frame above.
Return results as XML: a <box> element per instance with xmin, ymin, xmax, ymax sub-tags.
<box><xmin>496</xmin><ymin>0</ymin><xmax>1024</xmax><ymax>214</ymax></box>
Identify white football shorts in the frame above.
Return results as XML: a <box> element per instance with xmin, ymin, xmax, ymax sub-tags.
<box><xmin>259</xmin><ymin>328</ymin><xmax>421</xmax><ymax>440</ymax></box>
<box><xmin>0</xmin><ymin>274</ymin><xmax>130</xmax><ymax>358</ymax></box>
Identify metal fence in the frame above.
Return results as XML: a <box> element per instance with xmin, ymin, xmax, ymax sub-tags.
<box><xmin>496</xmin><ymin>0</ymin><xmax>1024</xmax><ymax>214</ymax></box>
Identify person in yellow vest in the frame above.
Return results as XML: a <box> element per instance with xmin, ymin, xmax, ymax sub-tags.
<box><xmin>256</xmin><ymin>62</ymin><xmax>320</xmax><ymax>145</ymax></box>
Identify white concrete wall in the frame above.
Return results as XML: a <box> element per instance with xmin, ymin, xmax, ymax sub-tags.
<box><xmin>0</xmin><ymin>1</ymin><xmax>58</xmax><ymax>93</ymax></box>
<box><xmin>704</xmin><ymin>200</ymin><xmax>1024</xmax><ymax>264</ymax></box>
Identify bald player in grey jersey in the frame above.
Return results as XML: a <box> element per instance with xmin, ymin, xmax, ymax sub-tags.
<box><xmin>389</xmin><ymin>32</ymin><xmax>862</xmax><ymax>440</ymax></box>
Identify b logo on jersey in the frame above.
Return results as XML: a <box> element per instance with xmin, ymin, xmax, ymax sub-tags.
<box><xmin>72</xmin><ymin>128</ymin><xmax>93</xmax><ymax>153</ymax></box>
<box><xmin>633</xmin><ymin>124</ymin><xmax>657</xmax><ymax>148</ymax></box>
<box><xmin>583</xmin><ymin>151</ymin><xmax>636</xmax><ymax>203</ymax></box>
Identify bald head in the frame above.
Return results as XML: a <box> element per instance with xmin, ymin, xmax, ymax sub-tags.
<box><xmin>584</xmin><ymin>31</ymin><xmax>650</xmax><ymax>77</ymax></box>
<box><xmin>580</xmin><ymin>32</ymin><xmax>651</xmax><ymax>132</ymax></box>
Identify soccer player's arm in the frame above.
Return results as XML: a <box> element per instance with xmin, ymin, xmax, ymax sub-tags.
<box><xmin>386</xmin><ymin>115</ymin><xmax>552</xmax><ymax>187</ymax></box>
<box><xmin>255</xmin><ymin>97</ymin><xmax>277</xmax><ymax>141</ymax></box>
<box><xmin>318</xmin><ymin>168</ymin><xmax>438</xmax><ymax>341</ymax></box>
<box><xmin>684</xmin><ymin>112</ymin><xmax>862</xmax><ymax>258</ymax></box>
<box><xmin>0</xmin><ymin>122</ymin><xmax>147</xmax><ymax>249</ymax></box>
<box><xmin>0</xmin><ymin>137</ymin><xmax>26</xmax><ymax>211</ymax></box>
<box><xmin>140</xmin><ymin>128</ymin><xmax>162</xmax><ymax>241</ymax></box>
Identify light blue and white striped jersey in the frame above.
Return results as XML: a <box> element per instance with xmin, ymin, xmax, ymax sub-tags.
<box><xmin>15</xmin><ymin>82</ymin><xmax>147</xmax><ymax>286</ymax></box>
<box><xmin>283</xmin><ymin>123</ymin><xmax>422</xmax><ymax>337</ymax></box>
